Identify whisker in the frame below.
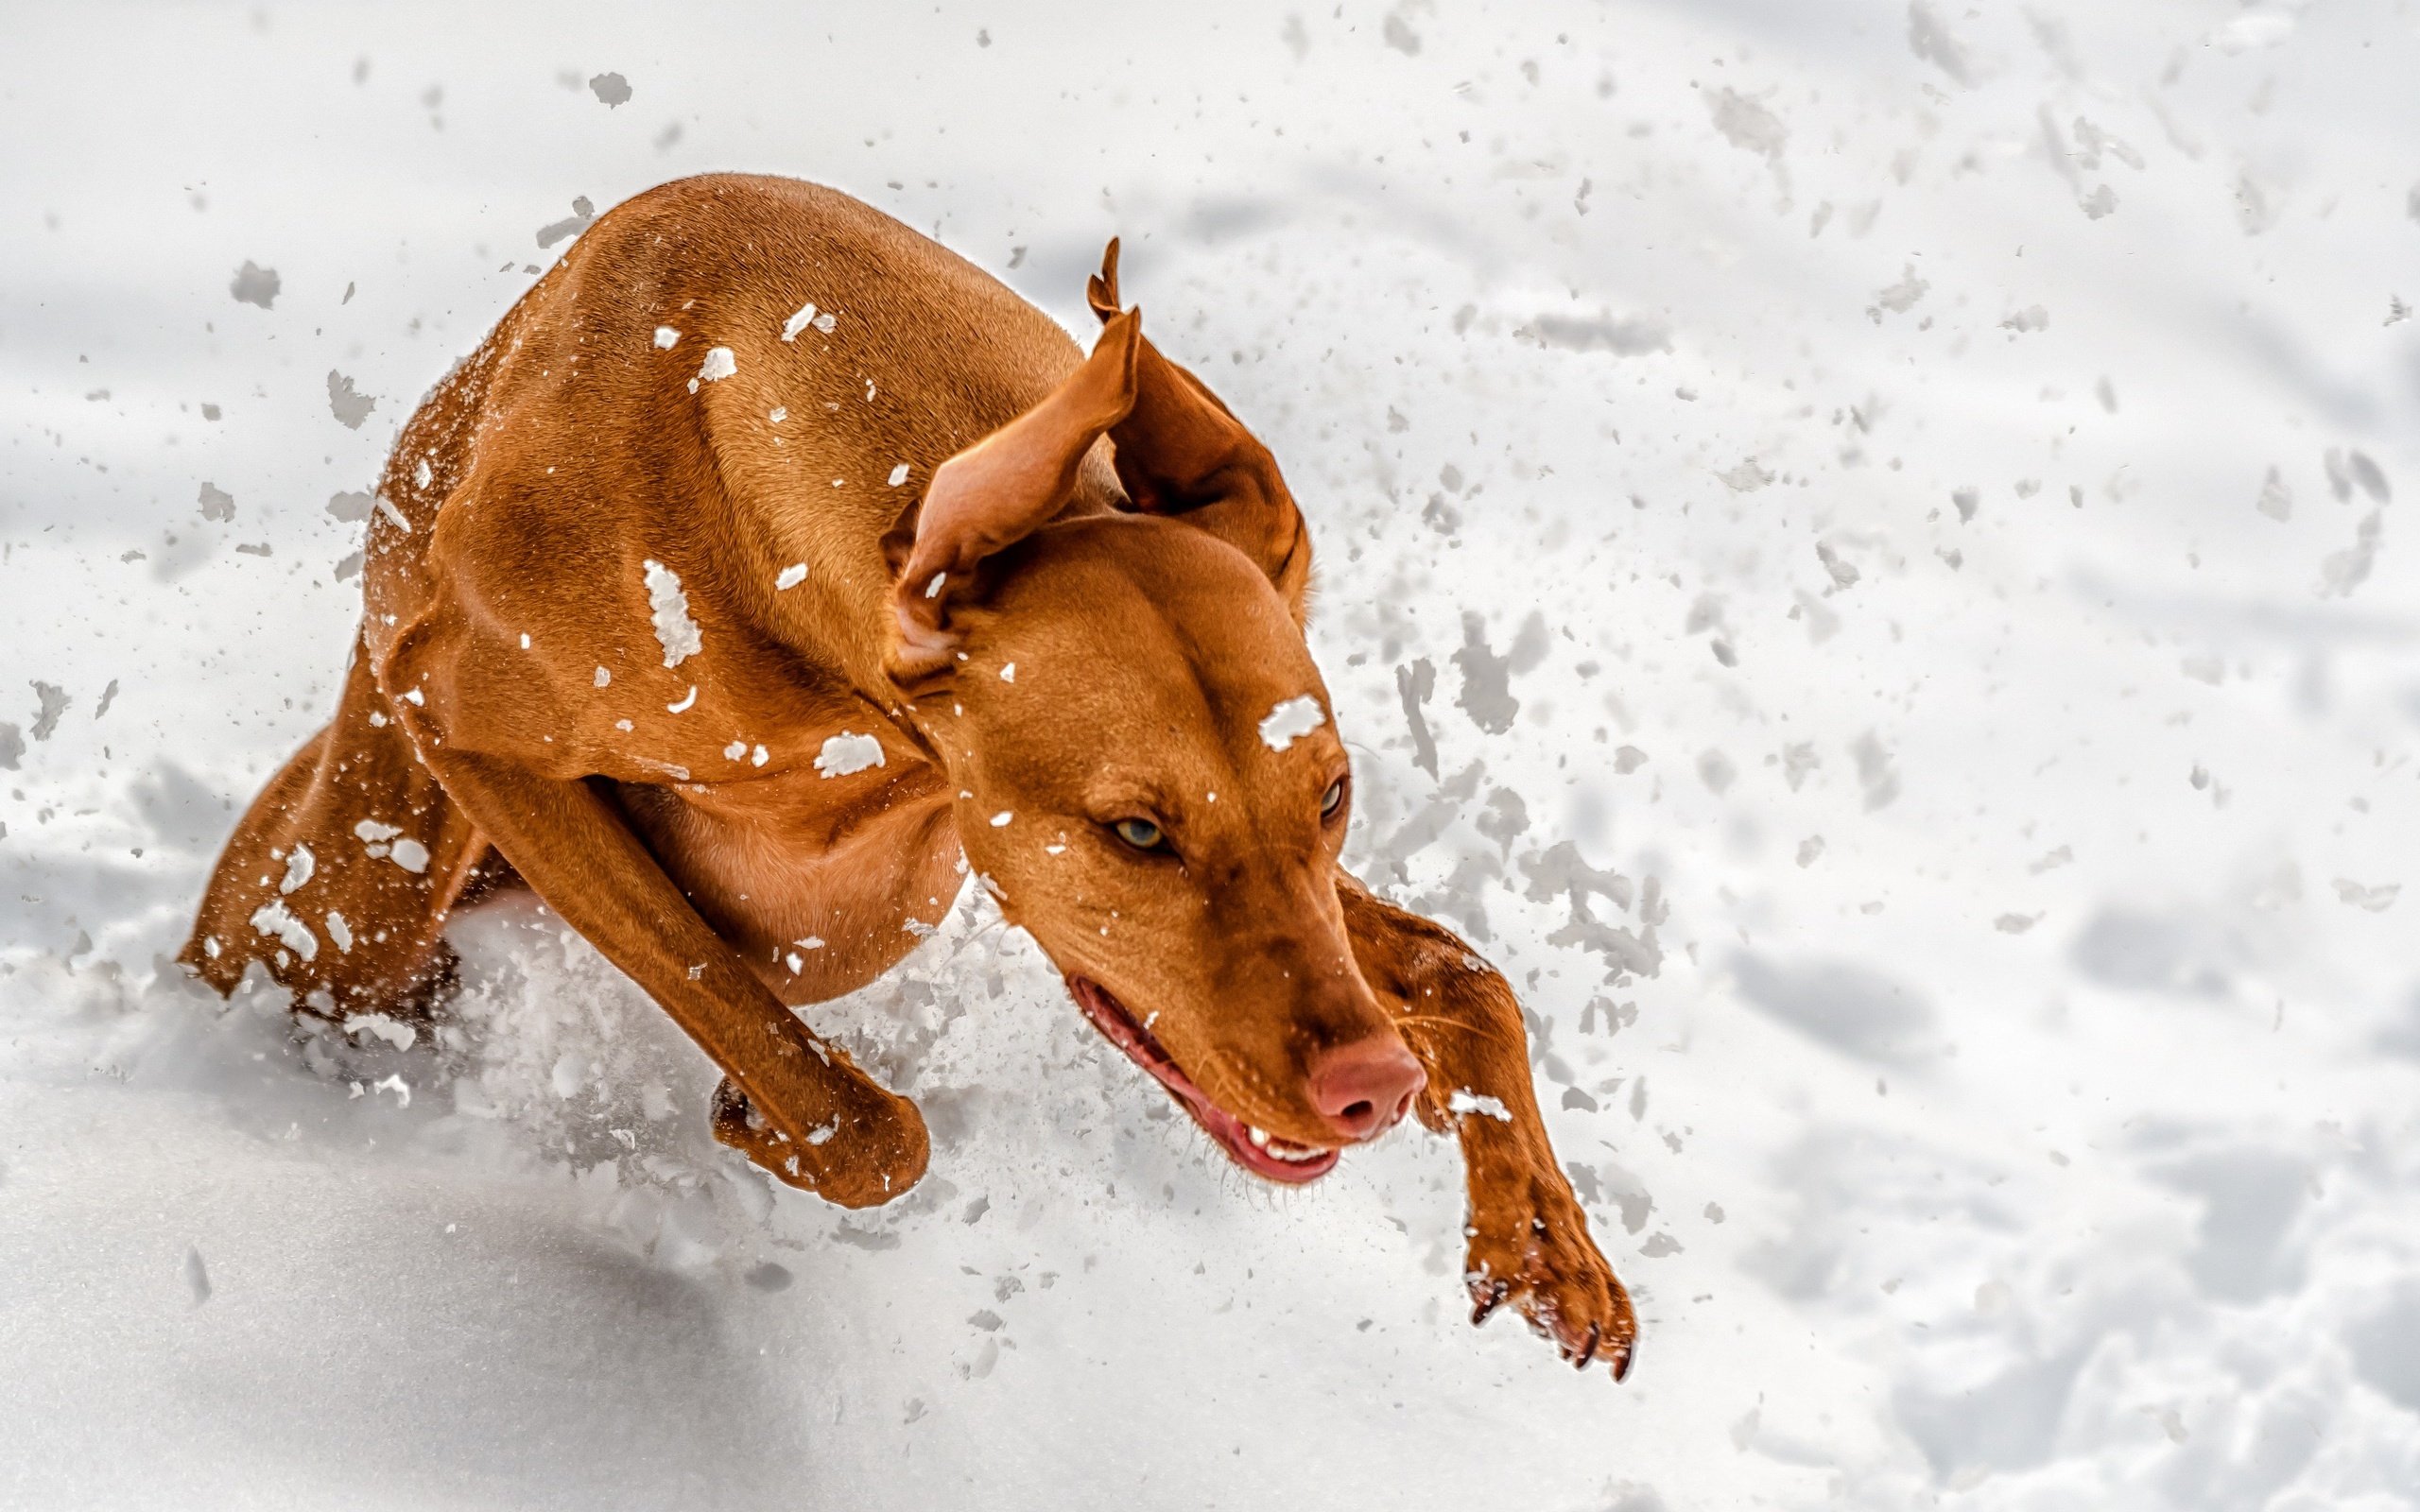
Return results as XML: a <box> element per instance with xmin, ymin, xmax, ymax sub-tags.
<box><xmin>1388</xmin><ymin>1012</ymin><xmax>1509</xmax><ymax>1045</ymax></box>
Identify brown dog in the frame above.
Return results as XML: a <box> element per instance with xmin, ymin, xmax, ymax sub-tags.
<box><xmin>181</xmin><ymin>174</ymin><xmax>1635</xmax><ymax>1377</ymax></box>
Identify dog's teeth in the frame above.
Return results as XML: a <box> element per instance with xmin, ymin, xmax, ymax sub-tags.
<box><xmin>1268</xmin><ymin>1143</ymin><xmax>1332</xmax><ymax>1162</ymax></box>
<box><xmin>1248</xmin><ymin>1125</ymin><xmax>1270</xmax><ymax>1148</ymax></box>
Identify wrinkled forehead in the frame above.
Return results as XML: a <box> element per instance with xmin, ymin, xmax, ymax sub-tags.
<box><xmin>973</xmin><ymin>541</ymin><xmax>1336</xmax><ymax>791</ymax></box>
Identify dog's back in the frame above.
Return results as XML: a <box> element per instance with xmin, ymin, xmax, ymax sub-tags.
<box><xmin>358</xmin><ymin>174</ymin><xmax>1092</xmax><ymax>680</ymax></box>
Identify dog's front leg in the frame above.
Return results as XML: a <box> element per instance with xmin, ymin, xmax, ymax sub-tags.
<box><xmin>420</xmin><ymin>749</ymin><xmax>928</xmax><ymax>1208</ymax></box>
<box><xmin>1337</xmin><ymin>868</ymin><xmax>1636</xmax><ymax>1379</ymax></box>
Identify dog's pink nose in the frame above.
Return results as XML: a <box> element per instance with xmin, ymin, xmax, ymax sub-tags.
<box><xmin>1307</xmin><ymin>1037</ymin><xmax>1426</xmax><ymax>1143</ymax></box>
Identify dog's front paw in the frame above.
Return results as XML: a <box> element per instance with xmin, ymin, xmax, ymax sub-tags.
<box><xmin>712</xmin><ymin>1076</ymin><xmax>930</xmax><ymax>1209</ymax></box>
<box><xmin>1463</xmin><ymin>1165</ymin><xmax>1637</xmax><ymax>1381</ymax></box>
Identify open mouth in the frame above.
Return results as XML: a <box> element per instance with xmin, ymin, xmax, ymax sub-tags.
<box><xmin>1068</xmin><ymin>976</ymin><xmax>1342</xmax><ymax>1185</ymax></box>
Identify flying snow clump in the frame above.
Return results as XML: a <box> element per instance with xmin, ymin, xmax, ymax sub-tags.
<box><xmin>642</xmin><ymin>558</ymin><xmax>702</xmax><ymax>667</ymax></box>
<box><xmin>1259</xmin><ymin>695</ymin><xmax>1326</xmax><ymax>751</ymax></box>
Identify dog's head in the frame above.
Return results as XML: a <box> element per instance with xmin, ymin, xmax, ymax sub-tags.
<box><xmin>882</xmin><ymin>246</ymin><xmax>1422</xmax><ymax>1184</ymax></box>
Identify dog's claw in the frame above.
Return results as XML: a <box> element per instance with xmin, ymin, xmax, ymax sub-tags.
<box><xmin>1610</xmin><ymin>1335</ymin><xmax>1634</xmax><ymax>1383</ymax></box>
<box><xmin>1462</xmin><ymin>1166</ymin><xmax>1637</xmax><ymax>1383</ymax></box>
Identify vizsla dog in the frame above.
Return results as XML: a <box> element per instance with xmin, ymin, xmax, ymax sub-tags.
<box><xmin>182</xmin><ymin>174</ymin><xmax>1635</xmax><ymax>1377</ymax></box>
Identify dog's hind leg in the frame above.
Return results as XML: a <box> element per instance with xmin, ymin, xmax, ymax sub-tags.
<box><xmin>180</xmin><ymin>647</ymin><xmax>493</xmax><ymax>1025</ymax></box>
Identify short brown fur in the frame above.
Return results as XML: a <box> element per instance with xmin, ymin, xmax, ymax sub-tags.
<box><xmin>182</xmin><ymin>175</ymin><xmax>1634</xmax><ymax>1376</ymax></box>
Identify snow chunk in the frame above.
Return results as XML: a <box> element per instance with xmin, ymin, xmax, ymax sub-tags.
<box><xmin>989</xmin><ymin>811</ymin><xmax>1012</xmax><ymax>827</ymax></box>
<box><xmin>2334</xmin><ymin>879</ymin><xmax>2401</xmax><ymax>913</ymax></box>
<box><xmin>2257</xmin><ymin>469</ymin><xmax>2293</xmax><ymax>522</ymax></box>
<box><xmin>642</xmin><ymin>558</ymin><xmax>702</xmax><ymax>667</ymax></box>
<box><xmin>229</xmin><ymin>261</ymin><xmax>280</xmax><ymax>309</ymax></box>
<box><xmin>1258</xmin><ymin>695</ymin><xmax>1326</xmax><ymax>752</ymax></box>
<box><xmin>344</xmin><ymin>1012</ymin><xmax>417</xmax><ymax>1051</ymax></box>
<box><xmin>1446</xmin><ymin>1089</ymin><xmax>1512</xmax><ymax>1122</ymax></box>
<box><xmin>325</xmin><ymin>910</ymin><xmax>354</xmax><ymax>954</ymax></box>
<box><xmin>278</xmin><ymin>843</ymin><xmax>315</xmax><ymax>895</ymax></box>
<box><xmin>775</xmin><ymin>562</ymin><xmax>807</xmax><ymax>591</ymax></box>
<box><xmin>653</xmin><ymin>326</ymin><xmax>680</xmax><ymax>349</ymax></box>
<box><xmin>389</xmin><ymin>837</ymin><xmax>430</xmax><ymax>874</ymax></box>
<box><xmin>534</xmin><ymin>197</ymin><xmax>595</xmax><ymax>249</ymax></box>
<box><xmin>354</xmin><ymin>818</ymin><xmax>401</xmax><ymax>843</ymax></box>
<box><xmin>249</xmin><ymin>899</ymin><xmax>318</xmax><ymax>960</ymax></box>
<box><xmin>696</xmin><ymin>346</ymin><xmax>737</xmax><ymax>384</ymax></box>
<box><xmin>889</xmin><ymin>463</ymin><xmax>911</xmax><ymax>487</ymax></box>
<box><xmin>326</xmin><ymin>370</ymin><xmax>376</xmax><ymax>429</ymax></box>
<box><xmin>1717</xmin><ymin>457</ymin><xmax>1774</xmax><ymax>492</ymax></box>
<box><xmin>1703</xmin><ymin>86</ymin><xmax>1787</xmax><ymax>165</ymax></box>
<box><xmin>815</xmin><ymin>731</ymin><xmax>886</xmax><ymax>779</ymax></box>
<box><xmin>2318</xmin><ymin>511</ymin><xmax>2385</xmax><ymax>598</ymax></box>
<box><xmin>779</xmin><ymin>304</ymin><xmax>835</xmax><ymax>339</ymax></box>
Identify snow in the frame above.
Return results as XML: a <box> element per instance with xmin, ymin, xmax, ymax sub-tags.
<box><xmin>5</xmin><ymin>3</ymin><xmax>2420</xmax><ymax>1508</ymax></box>
<box><xmin>1256</xmin><ymin>693</ymin><xmax>1325</xmax><ymax>751</ymax></box>
<box><xmin>344</xmin><ymin>1011</ymin><xmax>419</xmax><ymax>1052</ymax></box>
<box><xmin>781</xmin><ymin>302</ymin><xmax>820</xmax><ymax>341</ymax></box>
<box><xmin>814</xmin><ymin>731</ymin><xmax>886</xmax><ymax>779</ymax></box>
<box><xmin>247</xmin><ymin>899</ymin><xmax>318</xmax><ymax>960</ymax></box>
<box><xmin>640</xmin><ymin>558</ymin><xmax>701</xmax><ymax>668</ymax></box>
<box><xmin>1445</xmin><ymin>1089</ymin><xmax>1512</xmax><ymax>1123</ymax></box>
<box><xmin>775</xmin><ymin>561</ymin><xmax>807</xmax><ymax>591</ymax></box>
<box><xmin>696</xmin><ymin>346</ymin><xmax>737</xmax><ymax>384</ymax></box>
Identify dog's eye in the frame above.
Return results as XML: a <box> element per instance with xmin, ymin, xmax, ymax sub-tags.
<box><xmin>1321</xmin><ymin>778</ymin><xmax>1346</xmax><ymax>818</ymax></box>
<box><xmin>1113</xmin><ymin>817</ymin><xmax>1164</xmax><ymax>850</ymax></box>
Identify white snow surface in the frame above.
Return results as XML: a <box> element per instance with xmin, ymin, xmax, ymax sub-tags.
<box><xmin>5</xmin><ymin>3</ymin><xmax>2420</xmax><ymax>1509</ymax></box>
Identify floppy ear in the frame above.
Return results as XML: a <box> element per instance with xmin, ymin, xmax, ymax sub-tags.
<box><xmin>1086</xmin><ymin>239</ymin><xmax>1311</xmax><ymax>616</ymax></box>
<box><xmin>886</xmin><ymin>308</ymin><xmax>1142</xmax><ymax>683</ymax></box>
